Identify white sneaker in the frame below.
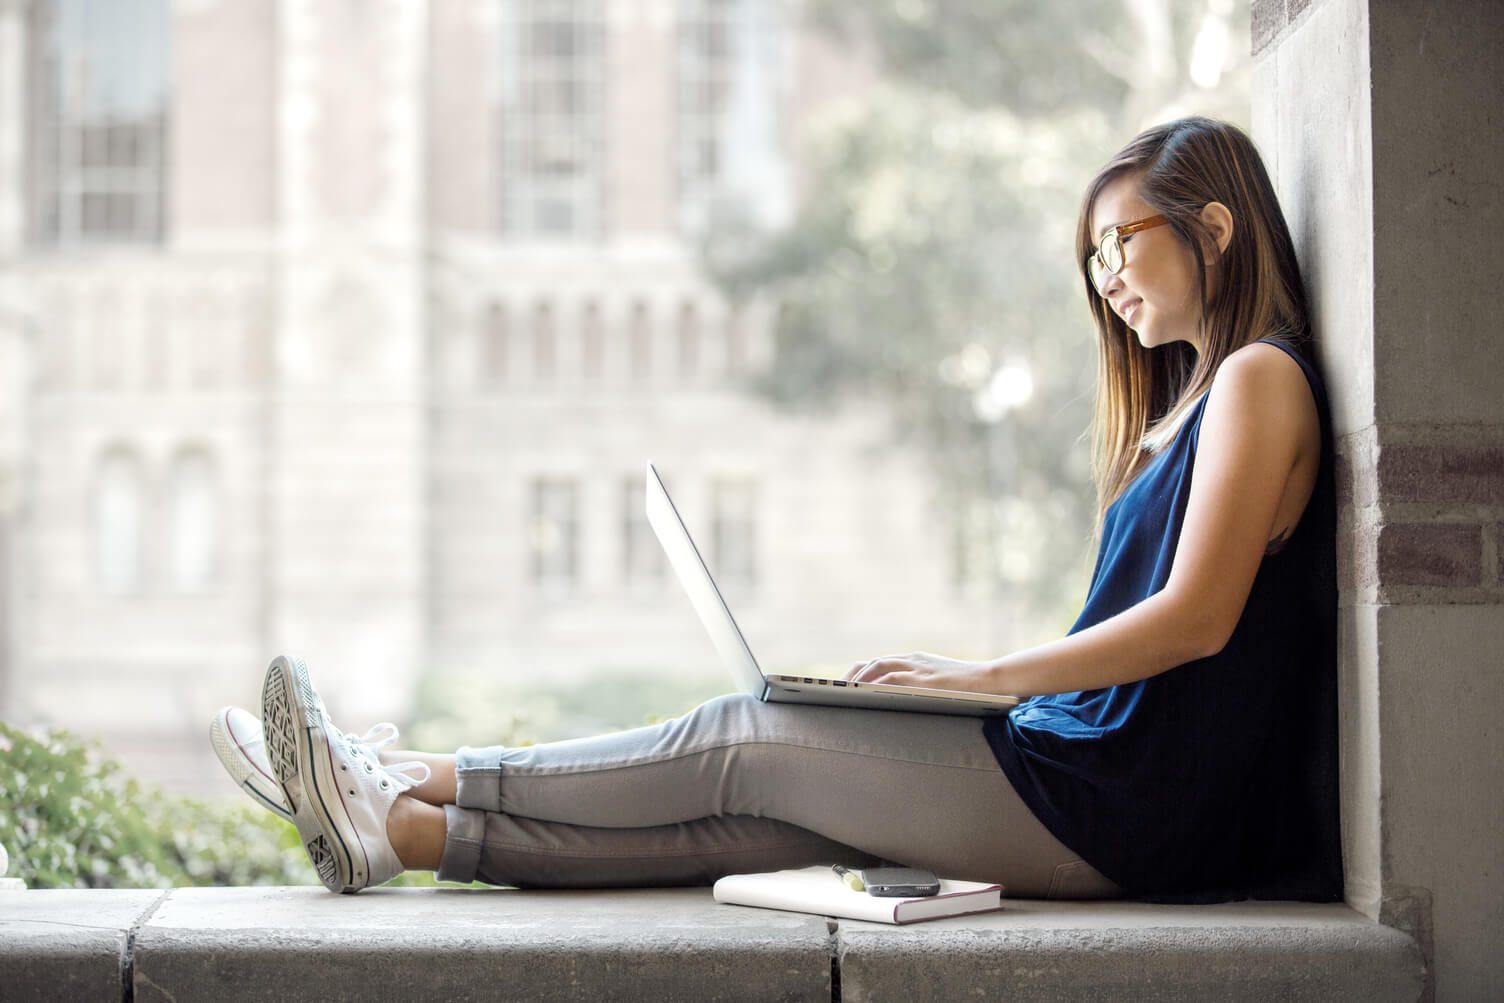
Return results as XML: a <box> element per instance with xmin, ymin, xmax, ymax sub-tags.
<box><xmin>210</xmin><ymin>706</ymin><xmax>406</xmax><ymax>828</ymax></box>
<box><xmin>260</xmin><ymin>655</ymin><xmax>430</xmax><ymax>893</ymax></box>
<box><xmin>210</xmin><ymin>707</ymin><xmax>294</xmax><ymax>824</ymax></box>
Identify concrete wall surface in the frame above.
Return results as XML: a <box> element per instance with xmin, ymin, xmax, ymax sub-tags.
<box><xmin>1369</xmin><ymin>1</ymin><xmax>1504</xmax><ymax>428</ymax></box>
<box><xmin>1253</xmin><ymin>0</ymin><xmax>1504</xmax><ymax>999</ymax></box>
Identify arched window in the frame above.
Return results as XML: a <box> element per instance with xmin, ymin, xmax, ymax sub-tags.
<box><xmin>94</xmin><ymin>446</ymin><xmax>145</xmax><ymax>590</ymax></box>
<box><xmin>166</xmin><ymin>447</ymin><xmax>220</xmax><ymax>590</ymax></box>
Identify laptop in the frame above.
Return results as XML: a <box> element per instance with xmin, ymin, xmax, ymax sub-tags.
<box><xmin>646</xmin><ymin>462</ymin><xmax>1018</xmax><ymax>717</ymax></box>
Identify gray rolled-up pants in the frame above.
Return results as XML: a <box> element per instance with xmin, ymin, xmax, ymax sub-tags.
<box><xmin>436</xmin><ymin>693</ymin><xmax>1118</xmax><ymax>899</ymax></box>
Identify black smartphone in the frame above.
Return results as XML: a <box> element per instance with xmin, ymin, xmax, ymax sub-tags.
<box><xmin>861</xmin><ymin>866</ymin><xmax>941</xmax><ymax>897</ymax></box>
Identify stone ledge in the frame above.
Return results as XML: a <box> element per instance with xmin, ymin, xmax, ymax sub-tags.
<box><xmin>0</xmin><ymin>889</ymin><xmax>163</xmax><ymax>1002</ymax></box>
<box><xmin>835</xmin><ymin>899</ymin><xmax>1425</xmax><ymax>1003</ymax></box>
<box><xmin>0</xmin><ymin>887</ymin><xmax>1425</xmax><ymax>1003</ymax></box>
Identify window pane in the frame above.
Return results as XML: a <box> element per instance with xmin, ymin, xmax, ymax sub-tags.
<box><xmin>629</xmin><ymin>300</ymin><xmax>652</xmax><ymax>384</ymax></box>
<box><xmin>484</xmin><ymin>302</ymin><xmax>509</xmax><ymax>386</ymax></box>
<box><xmin>499</xmin><ymin>0</ymin><xmax>605</xmax><ymax>239</ymax></box>
<box><xmin>29</xmin><ymin>0</ymin><xmax>168</xmax><ymax>245</ymax></box>
<box><xmin>80</xmin><ymin>122</ymin><xmax>111</xmax><ymax>167</ymax></box>
<box><xmin>621</xmin><ymin>478</ymin><xmax>664</xmax><ymax>587</ymax></box>
<box><xmin>678</xmin><ymin>301</ymin><xmax>700</xmax><ymax>381</ymax></box>
<box><xmin>107</xmin><ymin>192</ymin><xmax>138</xmax><ymax>235</ymax></box>
<box><xmin>674</xmin><ymin>0</ymin><xmax>789</xmax><ymax>233</ymax></box>
<box><xmin>580</xmin><ymin>301</ymin><xmax>603</xmax><ymax>382</ymax></box>
<box><xmin>81</xmin><ymin>191</ymin><xmax>110</xmax><ymax>232</ymax></box>
<box><xmin>711</xmin><ymin>477</ymin><xmax>757</xmax><ymax>588</ymax></box>
<box><xmin>532</xmin><ymin>302</ymin><xmax>556</xmax><ymax>381</ymax></box>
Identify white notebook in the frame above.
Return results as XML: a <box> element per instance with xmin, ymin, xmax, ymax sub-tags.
<box><xmin>713</xmin><ymin>865</ymin><xmax>1004</xmax><ymax>925</ymax></box>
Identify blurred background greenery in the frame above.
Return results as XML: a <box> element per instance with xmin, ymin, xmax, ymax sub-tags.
<box><xmin>708</xmin><ymin>0</ymin><xmax>1249</xmax><ymax>632</ymax></box>
<box><xmin>2</xmin><ymin>721</ymin><xmax>314</xmax><ymax>888</ymax></box>
<box><xmin>0</xmin><ymin>721</ymin><xmax>489</xmax><ymax>888</ymax></box>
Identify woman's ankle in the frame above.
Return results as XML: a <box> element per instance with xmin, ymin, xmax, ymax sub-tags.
<box><xmin>386</xmin><ymin>794</ymin><xmax>446</xmax><ymax>872</ymax></box>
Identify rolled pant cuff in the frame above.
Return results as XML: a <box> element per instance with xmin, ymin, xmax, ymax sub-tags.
<box><xmin>437</xmin><ymin>804</ymin><xmax>487</xmax><ymax>884</ymax></box>
<box><xmin>455</xmin><ymin>744</ymin><xmax>506</xmax><ymax>813</ymax></box>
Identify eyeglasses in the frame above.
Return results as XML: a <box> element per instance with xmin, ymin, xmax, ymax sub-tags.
<box><xmin>1086</xmin><ymin>214</ymin><xmax>1169</xmax><ymax>296</ymax></box>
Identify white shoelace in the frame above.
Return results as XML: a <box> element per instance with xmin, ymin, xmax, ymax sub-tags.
<box><xmin>335</xmin><ymin>718</ymin><xmax>432</xmax><ymax>792</ymax></box>
<box><xmin>353</xmin><ymin>722</ymin><xmax>401</xmax><ymax>757</ymax></box>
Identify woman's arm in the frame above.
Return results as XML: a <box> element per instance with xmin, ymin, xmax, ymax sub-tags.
<box><xmin>846</xmin><ymin>342</ymin><xmax>1322</xmax><ymax>698</ymax></box>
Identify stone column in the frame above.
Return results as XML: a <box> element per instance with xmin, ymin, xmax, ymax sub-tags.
<box><xmin>269</xmin><ymin>0</ymin><xmax>429</xmax><ymax>724</ymax></box>
<box><xmin>1252</xmin><ymin>1</ymin><xmax>1504</xmax><ymax>998</ymax></box>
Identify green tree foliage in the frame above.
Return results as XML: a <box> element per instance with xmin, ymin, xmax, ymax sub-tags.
<box><xmin>808</xmin><ymin>0</ymin><xmax>1137</xmax><ymax>117</ymax></box>
<box><xmin>709</xmin><ymin>0</ymin><xmax>1248</xmax><ymax>632</ymax></box>
<box><xmin>807</xmin><ymin>0</ymin><xmax>1248</xmax><ymax>125</ymax></box>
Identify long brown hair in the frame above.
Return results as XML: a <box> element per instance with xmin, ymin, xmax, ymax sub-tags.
<box><xmin>1077</xmin><ymin>118</ymin><xmax>1312</xmax><ymax>524</ymax></box>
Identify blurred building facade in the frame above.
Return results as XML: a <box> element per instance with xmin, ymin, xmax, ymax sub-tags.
<box><xmin>0</xmin><ymin>0</ymin><xmax>997</xmax><ymax>792</ymax></box>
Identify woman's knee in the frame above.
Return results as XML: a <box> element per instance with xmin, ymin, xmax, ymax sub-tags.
<box><xmin>678</xmin><ymin>692</ymin><xmax>765</xmax><ymax>737</ymax></box>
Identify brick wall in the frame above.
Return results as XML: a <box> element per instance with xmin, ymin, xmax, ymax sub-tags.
<box><xmin>1339</xmin><ymin>431</ymin><xmax>1504</xmax><ymax>604</ymax></box>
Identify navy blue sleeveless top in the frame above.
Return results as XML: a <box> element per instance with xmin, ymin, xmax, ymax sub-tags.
<box><xmin>984</xmin><ymin>339</ymin><xmax>1342</xmax><ymax>901</ymax></box>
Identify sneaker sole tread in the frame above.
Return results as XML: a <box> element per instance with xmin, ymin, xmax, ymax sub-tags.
<box><xmin>262</xmin><ymin>656</ymin><xmax>367</xmax><ymax>893</ymax></box>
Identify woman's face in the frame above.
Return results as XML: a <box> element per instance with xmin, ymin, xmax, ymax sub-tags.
<box><xmin>1089</xmin><ymin>174</ymin><xmax>1204</xmax><ymax>352</ymax></box>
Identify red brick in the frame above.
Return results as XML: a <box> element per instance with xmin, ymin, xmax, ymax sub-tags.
<box><xmin>1377</xmin><ymin>445</ymin><xmax>1504</xmax><ymax>505</ymax></box>
<box><xmin>1377</xmin><ymin>523</ymin><xmax>1482</xmax><ymax>587</ymax></box>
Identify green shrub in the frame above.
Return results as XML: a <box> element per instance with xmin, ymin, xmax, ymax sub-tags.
<box><xmin>0</xmin><ymin>721</ymin><xmax>312</xmax><ymax>888</ymax></box>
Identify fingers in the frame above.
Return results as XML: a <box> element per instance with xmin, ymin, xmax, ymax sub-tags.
<box><xmin>846</xmin><ymin>660</ymin><xmax>875</xmax><ymax>682</ymax></box>
<box><xmin>846</xmin><ymin>655</ymin><xmax>915</xmax><ymax>684</ymax></box>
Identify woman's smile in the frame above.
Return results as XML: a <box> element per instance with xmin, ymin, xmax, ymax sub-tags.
<box><xmin>1090</xmin><ymin>174</ymin><xmax>1205</xmax><ymax>351</ymax></box>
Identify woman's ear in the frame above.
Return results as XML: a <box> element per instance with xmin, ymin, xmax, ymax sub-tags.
<box><xmin>1200</xmin><ymin>201</ymin><xmax>1235</xmax><ymax>255</ymax></box>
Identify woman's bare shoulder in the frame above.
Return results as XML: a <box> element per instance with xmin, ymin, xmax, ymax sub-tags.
<box><xmin>1202</xmin><ymin>341</ymin><xmax>1320</xmax><ymax>472</ymax></box>
<box><xmin>1218</xmin><ymin>339</ymin><xmax>1308</xmax><ymax>380</ymax></box>
<box><xmin>1208</xmin><ymin>341</ymin><xmax>1314</xmax><ymax>415</ymax></box>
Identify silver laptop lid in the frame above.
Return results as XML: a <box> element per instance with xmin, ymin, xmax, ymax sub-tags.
<box><xmin>644</xmin><ymin>462</ymin><xmax>767</xmax><ymax>699</ymax></box>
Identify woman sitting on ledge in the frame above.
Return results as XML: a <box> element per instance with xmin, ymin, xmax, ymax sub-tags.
<box><xmin>212</xmin><ymin>117</ymin><xmax>1341</xmax><ymax>903</ymax></box>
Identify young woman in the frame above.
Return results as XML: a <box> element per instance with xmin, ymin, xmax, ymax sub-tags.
<box><xmin>215</xmin><ymin>117</ymin><xmax>1341</xmax><ymax>902</ymax></box>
